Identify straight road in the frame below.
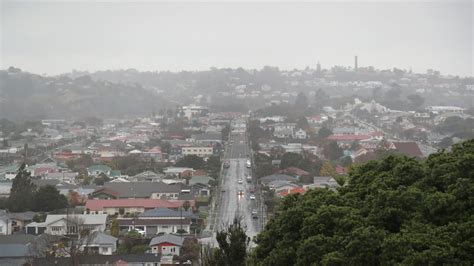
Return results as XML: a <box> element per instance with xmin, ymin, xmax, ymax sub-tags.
<box><xmin>202</xmin><ymin>119</ymin><xmax>261</xmax><ymax>246</ymax></box>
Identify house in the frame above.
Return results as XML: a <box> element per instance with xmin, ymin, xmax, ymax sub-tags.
<box><xmin>181</xmin><ymin>146</ymin><xmax>214</xmax><ymax>158</ymax></box>
<box><xmin>190</xmin><ymin>132</ymin><xmax>222</xmax><ymax>144</ymax></box>
<box><xmin>273</xmin><ymin>123</ymin><xmax>296</xmax><ymax>138</ymax></box>
<box><xmin>0</xmin><ymin>210</ymin><xmax>12</xmax><ymax>235</ymax></box>
<box><xmin>279</xmin><ymin>167</ymin><xmax>309</xmax><ymax>177</ymax></box>
<box><xmin>149</xmin><ymin>234</ymin><xmax>185</xmax><ymax>256</ymax></box>
<box><xmin>260</xmin><ymin>174</ymin><xmax>298</xmax><ymax>186</ymax></box>
<box><xmin>117</xmin><ymin>216</ymin><xmax>192</xmax><ymax>236</ymax></box>
<box><xmin>0</xmin><ymin>234</ymin><xmax>60</xmax><ymax>264</ymax></box>
<box><xmin>312</xmin><ymin>176</ymin><xmax>339</xmax><ymax>190</ymax></box>
<box><xmin>25</xmin><ymin>214</ymin><xmax>107</xmax><ymax>236</ymax></box>
<box><xmin>33</xmin><ymin>254</ymin><xmax>162</xmax><ymax>266</ymax></box>
<box><xmin>390</xmin><ymin>141</ymin><xmax>423</xmax><ymax>158</ymax></box>
<box><xmin>0</xmin><ymin>243</ymin><xmax>33</xmax><ymax>265</ymax></box>
<box><xmin>79</xmin><ymin>232</ymin><xmax>118</xmax><ymax>255</ymax></box>
<box><xmin>90</xmin><ymin>182</ymin><xmax>190</xmax><ymax>200</ymax></box>
<box><xmin>163</xmin><ymin>167</ymin><xmax>195</xmax><ymax>178</ymax></box>
<box><xmin>131</xmin><ymin>171</ymin><xmax>164</xmax><ymax>182</ymax></box>
<box><xmin>85</xmin><ymin>199</ymin><xmax>194</xmax><ymax>215</ymax></box>
<box><xmin>335</xmin><ymin>165</ymin><xmax>348</xmax><ymax>175</ymax></box>
<box><xmin>7</xmin><ymin>211</ymin><xmax>36</xmax><ymax>234</ymax></box>
<box><xmin>188</xmin><ymin>175</ymin><xmax>213</xmax><ymax>186</ymax></box>
<box><xmin>87</xmin><ymin>165</ymin><xmax>112</xmax><ymax>177</ymax></box>
<box><xmin>279</xmin><ymin>187</ymin><xmax>307</xmax><ymax>197</ymax></box>
<box><xmin>142</xmin><ymin>146</ymin><xmax>163</xmax><ymax>160</ymax></box>
<box><xmin>293</xmin><ymin>128</ymin><xmax>307</xmax><ymax>139</ymax></box>
<box><xmin>326</xmin><ymin>134</ymin><xmax>372</xmax><ymax>144</ymax></box>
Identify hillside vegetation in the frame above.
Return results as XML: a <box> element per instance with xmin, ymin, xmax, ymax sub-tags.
<box><xmin>0</xmin><ymin>68</ymin><xmax>170</xmax><ymax>121</ymax></box>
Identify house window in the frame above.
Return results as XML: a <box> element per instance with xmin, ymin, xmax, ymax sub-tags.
<box><xmin>101</xmin><ymin>247</ymin><xmax>108</xmax><ymax>253</ymax></box>
<box><xmin>51</xmin><ymin>226</ymin><xmax>62</xmax><ymax>232</ymax></box>
<box><xmin>171</xmin><ymin>247</ymin><xmax>176</xmax><ymax>252</ymax></box>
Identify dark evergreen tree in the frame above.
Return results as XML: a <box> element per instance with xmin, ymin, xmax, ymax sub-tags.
<box><xmin>33</xmin><ymin>185</ymin><xmax>68</xmax><ymax>212</ymax></box>
<box><xmin>7</xmin><ymin>163</ymin><xmax>36</xmax><ymax>212</ymax></box>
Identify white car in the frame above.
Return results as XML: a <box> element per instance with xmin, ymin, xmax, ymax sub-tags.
<box><xmin>129</xmin><ymin>228</ymin><xmax>146</xmax><ymax>236</ymax></box>
<box><xmin>238</xmin><ymin>179</ymin><xmax>243</xmax><ymax>184</ymax></box>
<box><xmin>249</xmin><ymin>194</ymin><xmax>256</xmax><ymax>200</ymax></box>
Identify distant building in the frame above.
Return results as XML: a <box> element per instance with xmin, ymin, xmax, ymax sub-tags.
<box><xmin>426</xmin><ymin>106</ymin><xmax>465</xmax><ymax>114</ymax></box>
<box><xmin>180</xmin><ymin>105</ymin><xmax>209</xmax><ymax>119</ymax></box>
<box><xmin>181</xmin><ymin>146</ymin><xmax>213</xmax><ymax>158</ymax></box>
<box><xmin>293</xmin><ymin>128</ymin><xmax>307</xmax><ymax>139</ymax></box>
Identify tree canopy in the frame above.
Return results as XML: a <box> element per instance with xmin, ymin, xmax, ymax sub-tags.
<box><xmin>252</xmin><ymin>140</ymin><xmax>474</xmax><ymax>265</ymax></box>
<box><xmin>33</xmin><ymin>185</ymin><xmax>68</xmax><ymax>212</ymax></box>
<box><xmin>175</xmin><ymin>155</ymin><xmax>206</xmax><ymax>170</ymax></box>
<box><xmin>7</xmin><ymin>163</ymin><xmax>36</xmax><ymax>212</ymax></box>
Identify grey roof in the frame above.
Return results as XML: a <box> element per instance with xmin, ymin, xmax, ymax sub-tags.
<box><xmin>0</xmin><ymin>235</ymin><xmax>37</xmax><ymax>245</ymax></box>
<box><xmin>31</xmin><ymin>179</ymin><xmax>60</xmax><ymax>187</ymax></box>
<box><xmin>81</xmin><ymin>231</ymin><xmax>117</xmax><ymax>245</ymax></box>
<box><xmin>43</xmin><ymin>214</ymin><xmax>107</xmax><ymax>226</ymax></box>
<box><xmin>139</xmin><ymin>208</ymin><xmax>196</xmax><ymax>218</ymax></box>
<box><xmin>260</xmin><ymin>174</ymin><xmax>298</xmax><ymax>185</ymax></box>
<box><xmin>189</xmin><ymin>175</ymin><xmax>212</xmax><ymax>186</ymax></box>
<box><xmin>149</xmin><ymin>234</ymin><xmax>184</xmax><ymax>247</ymax></box>
<box><xmin>192</xmin><ymin>133</ymin><xmax>222</xmax><ymax>142</ymax></box>
<box><xmin>33</xmin><ymin>254</ymin><xmax>162</xmax><ymax>265</ymax></box>
<box><xmin>0</xmin><ymin>244</ymin><xmax>30</xmax><ymax>258</ymax></box>
<box><xmin>101</xmin><ymin>182</ymin><xmax>187</xmax><ymax>198</ymax></box>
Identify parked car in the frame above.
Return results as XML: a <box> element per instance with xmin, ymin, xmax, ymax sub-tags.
<box><xmin>129</xmin><ymin>228</ymin><xmax>146</xmax><ymax>236</ymax></box>
<box><xmin>249</xmin><ymin>194</ymin><xmax>256</xmax><ymax>200</ymax></box>
<box><xmin>238</xmin><ymin>179</ymin><xmax>243</xmax><ymax>184</ymax></box>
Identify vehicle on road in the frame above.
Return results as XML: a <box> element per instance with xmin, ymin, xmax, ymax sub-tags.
<box><xmin>251</xmin><ymin>210</ymin><xmax>258</xmax><ymax>219</ymax></box>
<box><xmin>238</xmin><ymin>190</ymin><xmax>244</xmax><ymax>196</ymax></box>
<box><xmin>246</xmin><ymin>175</ymin><xmax>252</xmax><ymax>183</ymax></box>
<box><xmin>246</xmin><ymin>160</ymin><xmax>251</xmax><ymax>168</ymax></box>
<box><xmin>249</xmin><ymin>194</ymin><xmax>256</xmax><ymax>200</ymax></box>
<box><xmin>249</xmin><ymin>187</ymin><xmax>255</xmax><ymax>193</ymax></box>
<box><xmin>221</xmin><ymin>188</ymin><xmax>226</xmax><ymax>192</ymax></box>
<box><xmin>224</xmin><ymin>161</ymin><xmax>230</xmax><ymax>168</ymax></box>
<box><xmin>238</xmin><ymin>179</ymin><xmax>243</xmax><ymax>184</ymax></box>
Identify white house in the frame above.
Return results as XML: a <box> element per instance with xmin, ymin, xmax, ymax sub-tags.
<box><xmin>293</xmin><ymin>128</ymin><xmax>307</xmax><ymax>139</ymax></box>
<box><xmin>181</xmin><ymin>146</ymin><xmax>213</xmax><ymax>158</ymax></box>
<box><xmin>25</xmin><ymin>214</ymin><xmax>107</xmax><ymax>236</ymax></box>
<box><xmin>0</xmin><ymin>210</ymin><xmax>12</xmax><ymax>235</ymax></box>
<box><xmin>149</xmin><ymin>234</ymin><xmax>184</xmax><ymax>256</ymax></box>
<box><xmin>79</xmin><ymin>231</ymin><xmax>118</xmax><ymax>255</ymax></box>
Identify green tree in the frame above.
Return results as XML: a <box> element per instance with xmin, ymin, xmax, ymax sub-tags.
<box><xmin>213</xmin><ymin>217</ymin><xmax>251</xmax><ymax>266</ymax></box>
<box><xmin>33</xmin><ymin>185</ymin><xmax>68</xmax><ymax>212</ymax></box>
<box><xmin>317</xmin><ymin>127</ymin><xmax>333</xmax><ymax>139</ymax></box>
<box><xmin>221</xmin><ymin>124</ymin><xmax>231</xmax><ymax>142</ymax></box>
<box><xmin>294</xmin><ymin>92</ymin><xmax>309</xmax><ymax>114</ymax></box>
<box><xmin>176</xmin><ymin>155</ymin><xmax>206</xmax><ymax>169</ymax></box>
<box><xmin>110</xmin><ymin>219</ymin><xmax>120</xmax><ymax>237</ymax></box>
<box><xmin>323</xmin><ymin>141</ymin><xmax>343</xmax><ymax>161</ymax></box>
<box><xmin>7</xmin><ymin>163</ymin><xmax>36</xmax><ymax>212</ymax></box>
<box><xmin>280</xmin><ymin>152</ymin><xmax>303</xmax><ymax>169</ymax></box>
<box><xmin>319</xmin><ymin>161</ymin><xmax>336</xmax><ymax>177</ymax></box>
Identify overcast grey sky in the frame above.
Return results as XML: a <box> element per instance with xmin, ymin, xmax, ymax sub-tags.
<box><xmin>1</xmin><ymin>1</ymin><xmax>473</xmax><ymax>76</ymax></box>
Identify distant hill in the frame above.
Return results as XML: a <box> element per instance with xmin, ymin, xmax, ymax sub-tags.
<box><xmin>0</xmin><ymin>68</ymin><xmax>171</xmax><ymax>121</ymax></box>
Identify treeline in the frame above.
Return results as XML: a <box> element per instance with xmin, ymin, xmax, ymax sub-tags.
<box><xmin>251</xmin><ymin>140</ymin><xmax>474</xmax><ymax>265</ymax></box>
